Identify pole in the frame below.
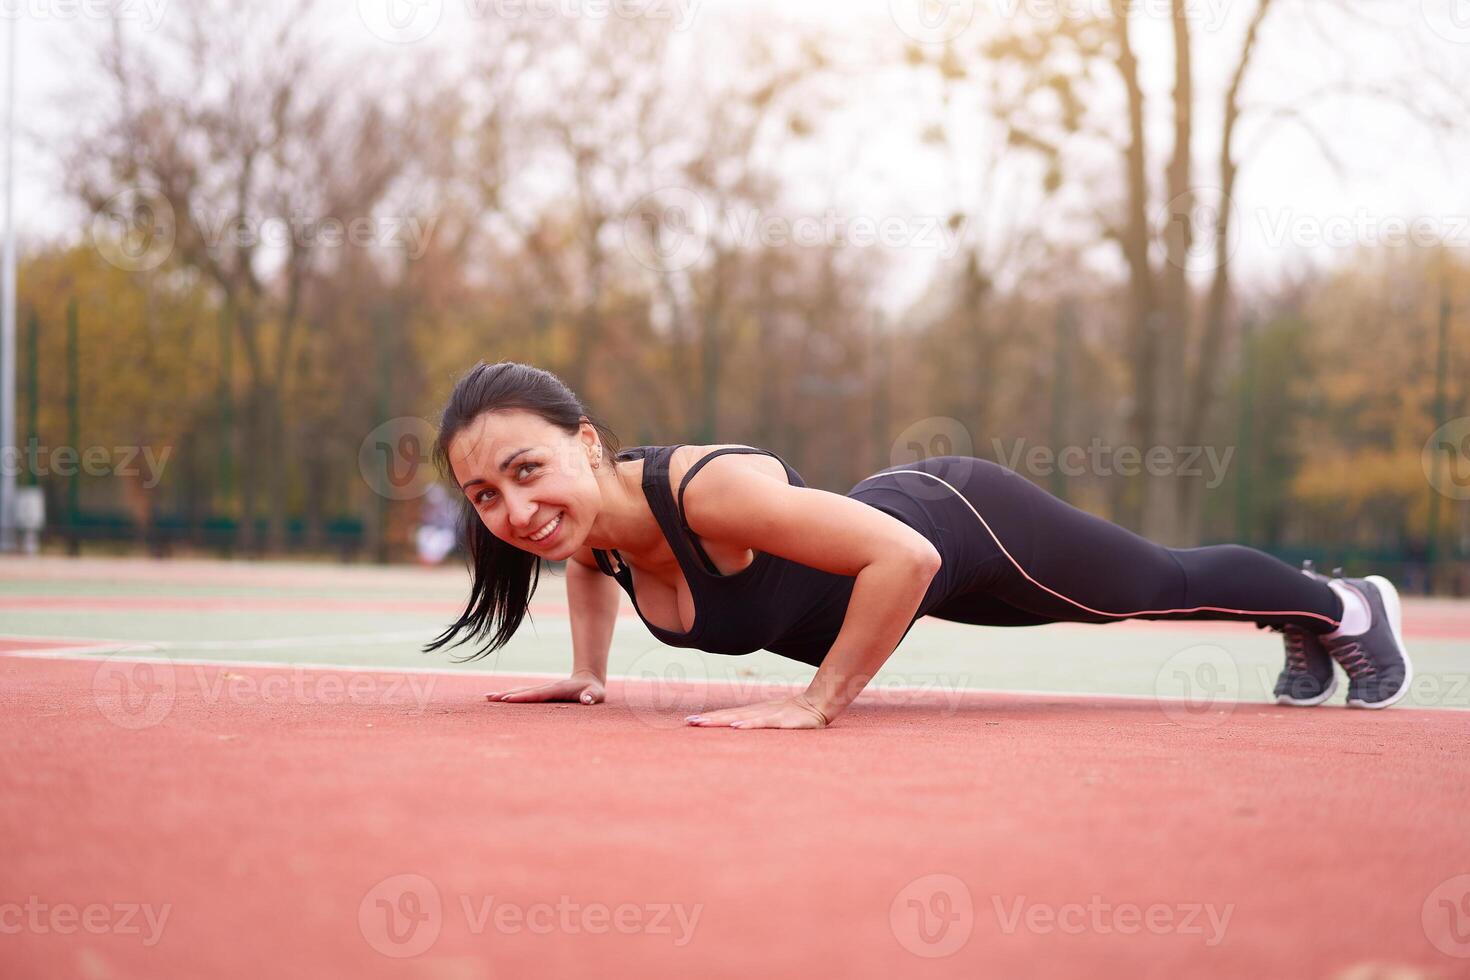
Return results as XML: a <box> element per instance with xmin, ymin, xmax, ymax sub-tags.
<box><xmin>1050</xmin><ymin>301</ymin><xmax>1072</xmax><ymax>502</ymax></box>
<box><xmin>1235</xmin><ymin>317</ymin><xmax>1254</xmax><ymax>546</ymax></box>
<box><xmin>66</xmin><ymin>298</ymin><xmax>78</xmax><ymax>554</ymax></box>
<box><xmin>871</xmin><ymin>315</ymin><xmax>890</xmax><ymax>476</ymax></box>
<box><xmin>1426</xmin><ymin>258</ymin><xmax>1450</xmax><ymax>594</ymax></box>
<box><xmin>374</xmin><ymin>304</ymin><xmax>391</xmax><ymax>564</ymax></box>
<box><xmin>1</xmin><ymin>16</ymin><xmax>17</xmax><ymax>551</ymax></box>
<box><xmin>218</xmin><ymin>300</ymin><xmax>233</xmax><ymax>510</ymax></box>
<box><xmin>24</xmin><ymin>307</ymin><xmax>35</xmax><ymax>484</ymax></box>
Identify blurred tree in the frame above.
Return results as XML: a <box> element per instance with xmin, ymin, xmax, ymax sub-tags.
<box><xmin>1292</xmin><ymin>247</ymin><xmax>1468</xmax><ymax>556</ymax></box>
<box><xmin>912</xmin><ymin>0</ymin><xmax>1466</xmax><ymax>543</ymax></box>
<box><xmin>65</xmin><ymin>1</ymin><xmax>429</xmax><ymax>553</ymax></box>
<box><xmin>17</xmin><ymin>244</ymin><xmax>214</xmax><ymax>542</ymax></box>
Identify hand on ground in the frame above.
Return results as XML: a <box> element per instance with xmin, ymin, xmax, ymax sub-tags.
<box><xmin>485</xmin><ymin>673</ymin><xmax>604</xmax><ymax>705</ymax></box>
<box><xmin>685</xmin><ymin>695</ymin><xmax>830</xmax><ymax>730</ymax></box>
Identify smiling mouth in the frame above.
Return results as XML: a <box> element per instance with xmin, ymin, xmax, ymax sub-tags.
<box><xmin>526</xmin><ymin>512</ymin><xmax>563</xmax><ymax>543</ymax></box>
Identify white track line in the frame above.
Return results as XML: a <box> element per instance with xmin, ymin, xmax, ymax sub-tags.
<box><xmin>2</xmin><ymin>630</ymin><xmax>431</xmax><ymax>655</ymax></box>
<box><xmin>8</xmin><ymin>647</ymin><xmax>1468</xmax><ymax>711</ymax></box>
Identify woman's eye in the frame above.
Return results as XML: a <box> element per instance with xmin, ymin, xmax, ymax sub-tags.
<box><xmin>474</xmin><ymin>463</ymin><xmax>536</xmax><ymax>505</ymax></box>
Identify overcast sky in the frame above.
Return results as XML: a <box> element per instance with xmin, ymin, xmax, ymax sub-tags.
<box><xmin>7</xmin><ymin>0</ymin><xmax>1469</xmax><ymax>308</ymax></box>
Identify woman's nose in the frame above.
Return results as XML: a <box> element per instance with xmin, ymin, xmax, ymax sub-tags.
<box><xmin>506</xmin><ymin>494</ymin><xmax>538</xmax><ymax>530</ymax></box>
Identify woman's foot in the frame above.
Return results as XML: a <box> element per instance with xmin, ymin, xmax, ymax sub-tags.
<box><xmin>1273</xmin><ymin>624</ymin><xmax>1338</xmax><ymax>705</ymax></box>
<box><xmin>1322</xmin><ymin>574</ymin><xmax>1413</xmax><ymax>709</ymax></box>
<box><xmin>1270</xmin><ymin>561</ymin><xmax>1338</xmax><ymax>706</ymax></box>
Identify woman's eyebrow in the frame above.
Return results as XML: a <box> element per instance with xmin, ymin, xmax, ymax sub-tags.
<box><xmin>498</xmin><ymin>447</ymin><xmax>534</xmax><ymax>471</ymax></box>
<box><xmin>458</xmin><ymin>447</ymin><xmax>535</xmax><ymax>490</ymax></box>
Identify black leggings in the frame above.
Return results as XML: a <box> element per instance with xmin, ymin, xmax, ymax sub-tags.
<box><xmin>848</xmin><ymin>457</ymin><xmax>1344</xmax><ymax>635</ymax></box>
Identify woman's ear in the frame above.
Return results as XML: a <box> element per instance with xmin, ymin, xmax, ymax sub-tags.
<box><xmin>578</xmin><ymin>418</ymin><xmax>600</xmax><ymax>452</ymax></box>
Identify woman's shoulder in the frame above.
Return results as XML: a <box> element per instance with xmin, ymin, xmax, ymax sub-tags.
<box><xmin>668</xmin><ymin>444</ymin><xmax>794</xmax><ymax>495</ymax></box>
<box><xmin>617</xmin><ymin>443</ymin><xmax>796</xmax><ymax>495</ymax></box>
<box><xmin>669</xmin><ymin>442</ymin><xmax>769</xmax><ymax>462</ymax></box>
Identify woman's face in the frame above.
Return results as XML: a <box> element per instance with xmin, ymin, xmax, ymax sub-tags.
<box><xmin>446</xmin><ymin>409</ymin><xmax>602</xmax><ymax>558</ymax></box>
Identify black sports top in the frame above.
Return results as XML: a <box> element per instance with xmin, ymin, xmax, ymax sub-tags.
<box><xmin>589</xmin><ymin>444</ymin><xmax>876</xmax><ymax>666</ymax></box>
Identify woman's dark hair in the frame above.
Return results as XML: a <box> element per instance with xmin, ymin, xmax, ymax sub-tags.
<box><xmin>422</xmin><ymin>361</ymin><xmax>621</xmax><ymax>661</ymax></box>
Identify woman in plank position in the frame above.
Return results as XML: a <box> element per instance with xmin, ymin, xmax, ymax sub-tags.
<box><xmin>425</xmin><ymin>361</ymin><xmax>1412</xmax><ymax>729</ymax></box>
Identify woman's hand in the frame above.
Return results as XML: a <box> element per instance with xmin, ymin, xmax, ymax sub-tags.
<box><xmin>485</xmin><ymin>671</ymin><xmax>604</xmax><ymax>705</ymax></box>
<box><xmin>685</xmin><ymin>694</ymin><xmax>830</xmax><ymax>730</ymax></box>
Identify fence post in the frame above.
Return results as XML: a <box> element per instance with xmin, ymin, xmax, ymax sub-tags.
<box><xmin>66</xmin><ymin>298</ymin><xmax>79</xmax><ymax>555</ymax></box>
<box><xmin>1235</xmin><ymin>316</ymin><xmax>1254</xmax><ymax>547</ymax></box>
<box><xmin>24</xmin><ymin>307</ymin><xmax>35</xmax><ymax>485</ymax></box>
<box><xmin>1050</xmin><ymin>301</ymin><xmax>1072</xmax><ymax>503</ymax></box>
<box><xmin>1426</xmin><ymin>259</ymin><xmax>1451</xmax><ymax>595</ymax></box>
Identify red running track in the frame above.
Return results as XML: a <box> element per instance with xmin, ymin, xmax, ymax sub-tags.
<box><xmin>3</xmin><ymin>654</ymin><xmax>1469</xmax><ymax>980</ymax></box>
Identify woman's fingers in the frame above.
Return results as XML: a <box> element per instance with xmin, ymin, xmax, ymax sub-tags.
<box><xmin>729</xmin><ymin>705</ymin><xmax>825</xmax><ymax>730</ymax></box>
<box><xmin>684</xmin><ymin>706</ymin><xmax>755</xmax><ymax>725</ymax></box>
<box><xmin>685</xmin><ymin>699</ymin><xmax>787</xmax><ymax>726</ymax></box>
<box><xmin>485</xmin><ymin>682</ymin><xmax>564</xmax><ymax>702</ymax></box>
<box><xmin>685</xmin><ymin>697</ymin><xmax>826</xmax><ymax>729</ymax></box>
<box><xmin>485</xmin><ymin>679</ymin><xmax>603</xmax><ymax>704</ymax></box>
<box><xmin>727</xmin><ymin>715</ymin><xmax>778</xmax><ymax>729</ymax></box>
<box><xmin>496</xmin><ymin>688</ymin><xmax>558</xmax><ymax>703</ymax></box>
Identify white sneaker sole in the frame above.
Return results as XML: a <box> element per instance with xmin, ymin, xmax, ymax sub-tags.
<box><xmin>1276</xmin><ymin>673</ymin><xmax>1339</xmax><ymax>707</ymax></box>
<box><xmin>1347</xmin><ymin>575</ymin><xmax>1413</xmax><ymax>709</ymax></box>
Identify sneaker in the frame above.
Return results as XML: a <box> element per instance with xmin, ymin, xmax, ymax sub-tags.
<box><xmin>1270</xmin><ymin>561</ymin><xmax>1338</xmax><ymax>706</ymax></box>
<box><xmin>1322</xmin><ymin>574</ymin><xmax>1413</xmax><ymax>709</ymax></box>
<box><xmin>1273</xmin><ymin>625</ymin><xmax>1338</xmax><ymax>705</ymax></box>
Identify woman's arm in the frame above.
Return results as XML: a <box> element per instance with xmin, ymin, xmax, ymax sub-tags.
<box><xmin>485</xmin><ymin>548</ymin><xmax>618</xmax><ymax>704</ymax></box>
<box><xmin>566</xmin><ymin>555</ymin><xmax>620</xmax><ymax>682</ymax></box>
<box><xmin>673</xmin><ymin>455</ymin><xmax>943</xmax><ymax>729</ymax></box>
<box><xmin>685</xmin><ymin>551</ymin><xmax>939</xmax><ymax>728</ymax></box>
<box><xmin>801</xmin><ymin>550</ymin><xmax>940</xmax><ymax>718</ymax></box>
